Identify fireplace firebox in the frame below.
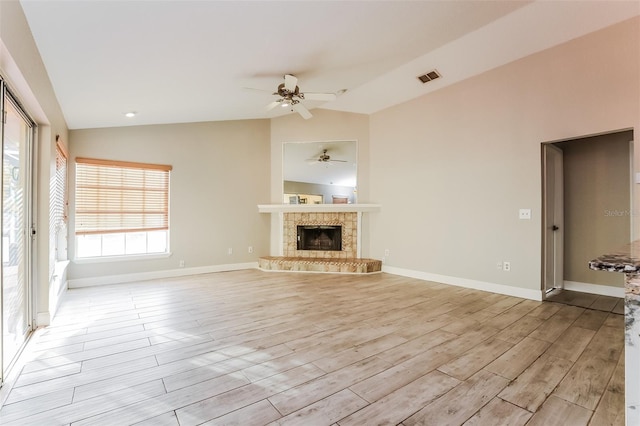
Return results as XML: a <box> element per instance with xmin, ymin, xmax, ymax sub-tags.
<box><xmin>297</xmin><ymin>225</ymin><xmax>342</xmax><ymax>251</ymax></box>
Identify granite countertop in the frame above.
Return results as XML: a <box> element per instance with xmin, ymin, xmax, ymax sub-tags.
<box><xmin>589</xmin><ymin>240</ymin><xmax>640</xmax><ymax>274</ymax></box>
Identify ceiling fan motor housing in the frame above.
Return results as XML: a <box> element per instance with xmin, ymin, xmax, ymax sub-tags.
<box><xmin>276</xmin><ymin>83</ymin><xmax>301</xmax><ymax>99</ymax></box>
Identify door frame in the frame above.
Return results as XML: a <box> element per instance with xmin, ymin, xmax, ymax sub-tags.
<box><xmin>541</xmin><ymin>128</ymin><xmax>635</xmax><ymax>299</ymax></box>
<box><xmin>0</xmin><ymin>81</ymin><xmax>36</xmax><ymax>384</ymax></box>
<box><xmin>541</xmin><ymin>143</ymin><xmax>564</xmax><ymax>296</ymax></box>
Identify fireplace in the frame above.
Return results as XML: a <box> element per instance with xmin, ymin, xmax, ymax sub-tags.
<box><xmin>257</xmin><ymin>204</ymin><xmax>383</xmax><ymax>273</ymax></box>
<box><xmin>297</xmin><ymin>225</ymin><xmax>342</xmax><ymax>251</ymax></box>
<box><xmin>282</xmin><ymin>212</ymin><xmax>357</xmax><ymax>259</ymax></box>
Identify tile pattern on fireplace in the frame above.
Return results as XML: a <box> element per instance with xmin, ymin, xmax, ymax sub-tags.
<box><xmin>284</xmin><ymin>212</ymin><xmax>357</xmax><ymax>259</ymax></box>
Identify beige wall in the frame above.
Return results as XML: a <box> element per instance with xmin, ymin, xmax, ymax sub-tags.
<box><xmin>558</xmin><ymin>131</ymin><xmax>633</xmax><ymax>288</ymax></box>
<box><xmin>1</xmin><ymin>1</ymin><xmax>69</xmax><ymax>323</ymax></box>
<box><xmin>69</xmin><ymin>120</ymin><xmax>271</xmax><ymax>281</ymax></box>
<box><xmin>369</xmin><ymin>17</ymin><xmax>639</xmax><ymax>295</ymax></box>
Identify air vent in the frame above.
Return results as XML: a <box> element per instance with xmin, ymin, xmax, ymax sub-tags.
<box><xmin>417</xmin><ymin>70</ymin><xmax>441</xmax><ymax>84</ymax></box>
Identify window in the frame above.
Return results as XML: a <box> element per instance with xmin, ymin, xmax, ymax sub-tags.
<box><xmin>51</xmin><ymin>138</ymin><xmax>68</xmax><ymax>264</ymax></box>
<box><xmin>75</xmin><ymin>157</ymin><xmax>172</xmax><ymax>258</ymax></box>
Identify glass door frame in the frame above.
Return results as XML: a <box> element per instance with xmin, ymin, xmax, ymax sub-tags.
<box><xmin>0</xmin><ymin>80</ymin><xmax>36</xmax><ymax>384</ymax></box>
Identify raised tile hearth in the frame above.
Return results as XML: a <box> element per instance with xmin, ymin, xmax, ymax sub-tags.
<box><xmin>259</xmin><ymin>256</ymin><xmax>382</xmax><ymax>274</ymax></box>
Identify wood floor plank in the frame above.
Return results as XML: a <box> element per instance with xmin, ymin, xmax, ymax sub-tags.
<box><xmin>574</xmin><ymin>309</ymin><xmax>609</xmax><ymax>331</ymax></box>
<box><xmin>2</xmin><ymin>380</ymin><xmax>167</xmax><ymax>426</ymax></box>
<box><xmin>268</xmin><ymin>356</ymin><xmax>391</xmax><ymax>416</ymax></box>
<box><xmin>612</xmin><ymin>299</ymin><xmax>625</xmax><ymax>315</ymax></box>
<box><xmin>131</xmin><ymin>411</ymin><xmax>180</xmax><ymax>426</ymax></box>
<box><xmin>525</xmin><ymin>395</ymin><xmax>592</xmax><ymax>426</ymax></box>
<box><xmin>498</xmin><ymin>353</ymin><xmax>573</xmax><ymax>412</ymax></box>
<box><xmin>528</xmin><ymin>306</ymin><xmax>584</xmax><ymax>343</ymax></box>
<box><xmin>0</xmin><ymin>387</ymin><xmax>74</xmax><ymax>423</ymax></box>
<box><xmin>403</xmin><ymin>370</ymin><xmax>509</xmax><ymax>426</ymax></box>
<box><xmin>437</xmin><ymin>338</ymin><xmax>513</xmax><ymax>381</ymax></box>
<box><xmin>311</xmin><ymin>333</ymin><xmax>407</xmax><ymax>373</ymax></box>
<box><xmin>337</xmin><ymin>370</ymin><xmax>460</xmax><ymax>426</ymax></box>
<box><xmin>493</xmin><ymin>315</ymin><xmax>544</xmax><ymax>345</ymax></box>
<box><xmin>485</xmin><ymin>337</ymin><xmax>550</xmax><ymax>380</ymax></box>
<box><xmin>0</xmin><ymin>271</ymin><xmax>625</xmax><ymax>426</ymax></box>
<box><xmin>545</xmin><ymin>326</ymin><xmax>595</xmax><ymax>362</ymax></box>
<box><xmin>176</xmin><ymin>361</ymin><xmax>334</xmax><ymax>425</ymax></box>
<box><xmin>590</xmin><ymin>353</ymin><xmax>625</xmax><ymax>426</ymax></box>
<box><xmin>462</xmin><ymin>397</ymin><xmax>532</xmax><ymax>426</ymax></box>
<box><xmin>202</xmin><ymin>400</ymin><xmax>281</xmax><ymax>426</ymax></box>
<box><xmin>375</xmin><ymin>329</ymin><xmax>458</xmax><ymax>365</ymax></box>
<box><xmin>553</xmin><ymin>354</ymin><xmax>618</xmax><ymax>410</ymax></box>
<box><xmin>75</xmin><ymin>372</ymin><xmax>250</xmax><ymax>426</ymax></box>
<box><xmin>588</xmin><ymin>295</ymin><xmax>620</xmax><ymax>313</ymax></box>
<box><xmin>267</xmin><ymin>389</ymin><xmax>367</xmax><ymax>426</ymax></box>
<box><xmin>6</xmin><ymin>355</ymin><xmax>159</xmax><ymax>404</ymax></box>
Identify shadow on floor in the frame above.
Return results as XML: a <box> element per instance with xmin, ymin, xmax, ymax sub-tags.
<box><xmin>545</xmin><ymin>289</ymin><xmax>624</xmax><ymax>314</ymax></box>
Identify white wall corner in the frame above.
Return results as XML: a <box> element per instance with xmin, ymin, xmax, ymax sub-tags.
<box><xmin>68</xmin><ymin>262</ymin><xmax>259</xmax><ymax>289</ymax></box>
<box><xmin>383</xmin><ymin>265</ymin><xmax>544</xmax><ymax>301</ymax></box>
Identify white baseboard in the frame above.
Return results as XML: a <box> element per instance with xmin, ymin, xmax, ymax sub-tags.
<box><xmin>383</xmin><ymin>266</ymin><xmax>543</xmax><ymax>301</ymax></box>
<box><xmin>68</xmin><ymin>262</ymin><xmax>259</xmax><ymax>289</ymax></box>
<box><xmin>563</xmin><ymin>280</ymin><xmax>624</xmax><ymax>298</ymax></box>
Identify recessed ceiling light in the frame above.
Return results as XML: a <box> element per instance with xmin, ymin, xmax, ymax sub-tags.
<box><xmin>124</xmin><ymin>112</ymin><xmax>136</xmax><ymax>118</ymax></box>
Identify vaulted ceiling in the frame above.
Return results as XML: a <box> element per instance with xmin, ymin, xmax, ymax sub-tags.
<box><xmin>20</xmin><ymin>1</ymin><xmax>639</xmax><ymax>129</ymax></box>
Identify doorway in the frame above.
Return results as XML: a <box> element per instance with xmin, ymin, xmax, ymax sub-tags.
<box><xmin>542</xmin><ymin>130</ymin><xmax>633</xmax><ymax>300</ymax></box>
<box><xmin>1</xmin><ymin>82</ymin><xmax>35</xmax><ymax>383</ymax></box>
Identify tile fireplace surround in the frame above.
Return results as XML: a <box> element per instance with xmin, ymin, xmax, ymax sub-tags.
<box><xmin>257</xmin><ymin>204</ymin><xmax>382</xmax><ymax>273</ymax></box>
<box><xmin>284</xmin><ymin>212</ymin><xmax>356</xmax><ymax>258</ymax></box>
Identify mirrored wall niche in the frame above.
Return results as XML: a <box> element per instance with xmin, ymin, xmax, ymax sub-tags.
<box><xmin>283</xmin><ymin>140</ymin><xmax>357</xmax><ymax>204</ymax></box>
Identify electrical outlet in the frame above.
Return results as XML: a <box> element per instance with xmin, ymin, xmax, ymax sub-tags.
<box><xmin>248</xmin><ymin>246</ymin><xmax>253</xmax><ymax>254</ymax></box>
<box><xmin>179</xmin><ymin>260</ymin><xmax>185</xmax><ymax>268</ymax></box>
<box><xmin>519</xmin><ymin>209</ymin><xmax>531</xmax><ymax>220</ymax></box>
<box><xmin>384</xmin><ymin>249</ymin><xmax>390</xmax><ymax>257</ymax></box>
<box><xmin>227</xmin><ymin>248</ymin><xmax>233</xmax><ymax>255</ymax></box>
<box><xmin>503</xmin><ymin>261</ymin><xmax>511</xmax><ymax>271</ymax></box>
<box><xmin>496</xmin><ymin>262</ymin><xmax>502</xmax><ymax>270</ymax></box>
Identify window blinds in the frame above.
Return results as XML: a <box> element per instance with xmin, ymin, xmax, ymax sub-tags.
<box><xmin>75</xmin><ymin>157</ymin><xmax>172</xmax><ymax>235</ymax></box>
<box><xmin>53</xmin><ymin>141</ymin><xmax>68</xmax><ymax>233</ymax></box>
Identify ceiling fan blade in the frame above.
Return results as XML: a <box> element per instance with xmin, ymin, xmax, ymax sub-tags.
<box><xmin>293</xmin><ymin>103</ymin><xmax>312</xmax><ymax>120</ymax></box>
<box><xmin>243</xmin><ymin>86</ymin><xmax>272</xmax><ymax>93</ymax></box>
<box><xmin>284</xmin><ymin>74</ymin><xmax>298</xmax><ymax>92</ymax></box>
<box><xmin>329</xmin><ymin>159</ymin><xmax>348</xmax><ymax>162</ymax></box>
<box><xmin>265</xmin><ymin>100</ymin><xmax>280</xmax><ymax>111</ymax></box>
<box><xmin>303</xmin><ymin>92</ymin><xmax>337</xmax><ymax>102</ymax></box>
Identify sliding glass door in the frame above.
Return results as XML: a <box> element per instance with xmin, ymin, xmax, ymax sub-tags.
<box><xmin>1</xmin><ymin>83</ymin><xmax>34</xmax><ymax>381</ymax></box>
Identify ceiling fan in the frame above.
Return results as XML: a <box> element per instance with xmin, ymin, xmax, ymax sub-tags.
<box><xmin>265</xmin><ymin>74</ymin><xmax>337</xmax><ymax>120</ymax></box>
<box><xmin>307</xmin><ymin>149</ymin><xmax>348</xmax><ymax>165</ymax></box>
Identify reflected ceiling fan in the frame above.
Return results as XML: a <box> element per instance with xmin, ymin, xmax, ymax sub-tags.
<box><xmin>265</xmin><ymin>74</ymin><xmax>337</xmax><ymax>120</ymax></box>
<box><xmin>307</xmin><ymin>149</ymin><xmax>348</xmax><ymax>165</ymax></box>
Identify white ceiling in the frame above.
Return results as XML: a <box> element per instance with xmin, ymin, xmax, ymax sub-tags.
<box><xmin>19</xmin><ymin>0</ymin><xmax>640</xmax><ymax>130</ymax></box>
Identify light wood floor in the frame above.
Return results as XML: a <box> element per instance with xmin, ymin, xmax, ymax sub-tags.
<box><xmin>545</xmin><ymin>289</ymin><xmax>624</xmax><ymax>314</ymax></box>
<box><xmin>0</xmin><ymin>270</ymin><xmax>624</xmax><ymax>425</ymax></box>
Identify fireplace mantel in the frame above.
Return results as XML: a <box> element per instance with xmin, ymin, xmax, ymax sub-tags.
<box><xmin>258</xmin><ymin>204</ymin><xmax>381</xmax><ymax>214</ymax></box>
